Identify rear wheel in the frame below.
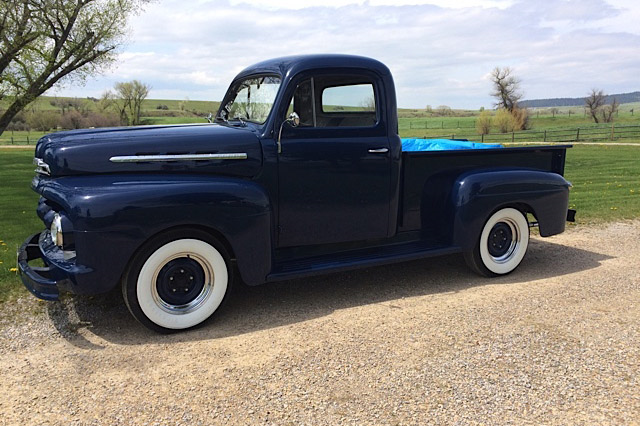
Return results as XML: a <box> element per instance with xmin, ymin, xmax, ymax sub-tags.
<box><xmin>122</xmin><ymin>229</ymin><xmax>231</xmax><ymax>333</ymax></box>
<box><xmin>464</xmin><ymin>208</ymin><xmax>529</xmax><ymax>277</ymax></box>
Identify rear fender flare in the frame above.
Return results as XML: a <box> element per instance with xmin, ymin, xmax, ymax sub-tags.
<box><xmin>451</xmin><ymin>169</ymin><xmax>571</xmax><ymax>250</ymax></box>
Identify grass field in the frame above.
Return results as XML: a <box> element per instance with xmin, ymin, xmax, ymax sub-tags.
<box><xmin>2</xmin><ymin>95</ymin><xmax>640</xmax><ymax>145</ymax></box>
<box><xmin>1</xmin><ymin>144</ymin><xmax>639</xmax><ymax>303</ymax></box>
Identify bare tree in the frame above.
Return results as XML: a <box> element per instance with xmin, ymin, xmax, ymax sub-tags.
<box><xmin>490</xmin><ymin>67</ymin><xmax>522</xmax><ymax>112</ymax></box>
<box><xmin>585</xmin><ymin>89</ymin><xmax>606</xmax><ymax>123</ymax></box>
<box><xmin>0</xmin><ymin>0</ymin><xmax>152</xmax><ymax>135</ymax></box>
<box><xmin>550</xmin><ymin>107</ymin><xmax>559</xmax><ymax>118</ymax></box>
<box><xmin>601</xmin><ymin>98</ymin><xmax>619</xmax><ymax>123</ymax></box>
<box><xmin>585</xmin><ymin>89</ymin><xmax>618</xmax><ymax>123</ymax></box>
<box><xmin>114</xmin><ymin>80</ymin><xmax>151</xmax><ymax>125</ymax></box>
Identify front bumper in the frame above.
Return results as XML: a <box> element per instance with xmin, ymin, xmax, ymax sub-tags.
<box><xmin>17</xmin><ymin>232</ymin><xmax>89</xmax><ymax>301</ymax></box>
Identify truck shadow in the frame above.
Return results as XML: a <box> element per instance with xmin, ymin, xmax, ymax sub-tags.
<box><xmin>47</xmin><ymin>237</ymin><xmax>612</xmax><ymax>348</ymax></box>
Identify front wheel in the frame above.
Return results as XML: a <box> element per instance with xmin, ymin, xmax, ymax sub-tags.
<box><xmin>464</xmin><ymin>208</ymin><xmax>530</xmax><ymax>277</ymax></box>
<box><xmin>122</xmin><ymin>230</ymin><xmax>231</xmax><ymax>332</ymax></box>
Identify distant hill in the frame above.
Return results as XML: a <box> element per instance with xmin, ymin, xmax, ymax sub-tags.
<box><xmin>520</xmin><ymin>91</ymin><xmax>640</xmax><ymax>108</ymax></box>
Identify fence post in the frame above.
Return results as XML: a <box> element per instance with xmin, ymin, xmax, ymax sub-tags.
<box><xmin>441</xmin><ymin>121</ymin><xmax>444</xmax><ymax>129</ymax></box>
<box><xmin>576</xmin><ymin>129</ymin><xmax>580</xmax><ymax>141</ymax></box>
<box><xmin>611</xmin><ymin>124</ymin><xmax>615</xmax><ymax>141</ymax></box>
<box><xmin>481</xmin><ymin>133</ymin><xmax>484</xmax><ymax>143</ymax></box>
<box><xmin>27</xmin><ymin>136</ymin><xmax>30</xmax><ymax>144</ymax></box>
<box><xmin>512</xmin><ymin>132</ymin><xmax>515</xmax><ymax>143</ymax></box>
<box><xmin>452</xmin><ymin>134</ymin><xmax>455</xmax><ymax>139</ymax></box>
<box><xmin>11</xmin><ymin>137</ymin><xmax>14</xmax><ymax>144</ymax></box>
<box><xmin>544</xmin><ymin>130</ymin><xmax>547</xmax><ymax>142</ymax></box>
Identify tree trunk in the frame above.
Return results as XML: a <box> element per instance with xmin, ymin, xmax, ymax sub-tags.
<box><xmin>0</xmin><ymin>94</ymin><xmax>36</xmax><ymax>136</ymax></box>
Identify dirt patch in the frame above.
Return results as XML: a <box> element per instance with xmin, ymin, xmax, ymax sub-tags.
<box><xmin>1</xmin><ymin>221</ymin><xmax>638</xmax><ymax>425</ymax></box>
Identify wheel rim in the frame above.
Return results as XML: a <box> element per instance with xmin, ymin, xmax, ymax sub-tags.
<box><xmin>153</xmin><ymin>254</ymin><xmax>212</xmax><ymax>313</ymax></box>
<box><xmin>478</xmin><ymin>208</ymin><xmax>529</xmax><ymax>275</ymax></box>
<box><xmin>487</xmin><ymin>220</ymin><xmax>518</xmax><ymax>262</ymax></box>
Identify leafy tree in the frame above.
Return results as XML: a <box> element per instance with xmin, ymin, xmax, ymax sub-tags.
<box><xmin>114</xmin><ymin>80</ymin><xmax>151</xmax><ymax>125</ymax></box>
<box><xmin>0</xmin><ymin>0</ymin><xmax>151</xmax><ymax>135</ymax></box>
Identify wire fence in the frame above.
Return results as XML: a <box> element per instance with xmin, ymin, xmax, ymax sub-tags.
<box><xmin>0</xmin><ymin>134</ymin><xmax>39</xmax><ymax>145</ymax></box>
<box><xmin>412</xmin><ymin>124</ymin><xmax>640</xmax><ymax>143</ymax></box>
<box><xmin>2</xmin><ymin>124</ymin><xmax>640</xmax><ymax>146</ymax></box>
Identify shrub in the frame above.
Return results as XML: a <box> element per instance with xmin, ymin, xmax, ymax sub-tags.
<box><xmin>84</xmin><ymin>112</ymin><xmax>120</xmax><ymax>128</ymax></box>
<box><xmin>59</xmin><ymin>110</ymin><xmax>85</xmax><ymax>129</ymax></box>
<box><xmin>511</xmin><ymin>106</ymin><xmax>529</xmax><ymax>130</ymax></box>
<box><xmin>26</xmin><ymin>110</ymin><xmax>60</xmax><ymax>132</ymax></box>
<box><xmin>494</xmin><ymin>108</ymin><xmax>514</xmax><ymax>133</ymax></box>
<box><xmin>476</xmin><ymin>110</ymin><xmax>492</xmax><ymax>135</ymax></box>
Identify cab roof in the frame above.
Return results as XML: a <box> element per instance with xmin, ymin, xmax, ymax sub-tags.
<box><xmin>234</xmin><ymin>54</ymin><xmax>392</xmax><ymax>81</ymax></box>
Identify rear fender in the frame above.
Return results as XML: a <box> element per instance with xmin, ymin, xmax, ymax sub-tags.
<box><xmin>450</xmin><ymin>169</ymin><xmax>571</xmax><ymax>250</ymax></box>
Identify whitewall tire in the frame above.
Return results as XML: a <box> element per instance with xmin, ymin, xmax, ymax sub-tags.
<box><xmin>464</xmin><ymin>208</ymin><xmax>530</xmax><ymax>277</ymax></box>
<box><xmin>123</xmin><ymin>230</ymin><xmax>231</xmax><ymax>332</ymax></box>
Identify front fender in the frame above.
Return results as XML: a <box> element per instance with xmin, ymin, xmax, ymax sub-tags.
<box><xmin>451</xmin><ymin>169</ymin><xmax>570</xmax><ymax>250</ymax></box>
<box><xmin>34</xmin><ymin>174</ymin><xmax>272</xmax><ymax>293</ymax></box>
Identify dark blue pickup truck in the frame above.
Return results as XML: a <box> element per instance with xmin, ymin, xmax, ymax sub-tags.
<box><xmin>18</xmin><ymin>54</ymin><xmax>574</xmax><ymax>332</ymax></box>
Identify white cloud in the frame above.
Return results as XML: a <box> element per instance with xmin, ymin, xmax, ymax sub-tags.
<box><xmin>52</xmin><ymin>0</ymin><xmax>640</xmax><ymax>109</ymax></box>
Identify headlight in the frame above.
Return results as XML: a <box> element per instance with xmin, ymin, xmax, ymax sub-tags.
<box><xmin>50</xmin><ymin>213</ymin><xmax>63</xmax><ymax>247</ymax></box>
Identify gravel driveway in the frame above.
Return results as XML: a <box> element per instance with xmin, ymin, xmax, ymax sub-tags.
<box><xmin>1</xmin><ymin>221</ymin><xmax>638</xmax><ymax>426</ymax></box>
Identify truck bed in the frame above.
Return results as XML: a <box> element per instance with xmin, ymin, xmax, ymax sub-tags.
<box><xmin>399</xmin><ymin>145</ymin><xmax>570</xmax><ymax>233</ymax></box>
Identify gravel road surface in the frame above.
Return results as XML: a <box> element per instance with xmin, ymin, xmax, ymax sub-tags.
<box><xmin>1</xmin><ymin>221</ymin><xmax>638</xmax><ymax>426</ymax></box>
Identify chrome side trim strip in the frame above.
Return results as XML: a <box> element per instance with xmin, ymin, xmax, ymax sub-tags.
<box><xmin>109</xmin><ymin>153</ymin><xmax>248</xmax><ymax>163</ymax></box>
<box><xmin>33</xmin><ymin>158</ymin><xmax>51</xmax><ymax>176</ymax></box>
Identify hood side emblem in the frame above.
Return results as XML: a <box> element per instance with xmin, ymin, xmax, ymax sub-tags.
<box><xmin>109</xmin><ymin>153</ymin><xmax>248</xmax><ymax>163</ymax></box>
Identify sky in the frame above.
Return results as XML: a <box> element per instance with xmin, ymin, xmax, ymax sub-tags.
<box><xmin>51</xmin><ymin>0</ymin><xmax>640</xmax><ymax>109</ymax></box>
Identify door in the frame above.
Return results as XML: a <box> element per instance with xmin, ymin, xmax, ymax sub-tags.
<box><xmin>277</xmin><ymin>73</ymin><xmax>392</xmax><ymax>247</ymax></box>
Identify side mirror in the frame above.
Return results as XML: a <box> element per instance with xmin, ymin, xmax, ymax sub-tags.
<box><xmin>287</xmin><ymin>112</ymin><xmax>300</xmax><ymax>127</ymax></box>
<box><xmin>277</xmin><ymin>112</ymin><xmax>300</xmax><ymax>154</ymax></box>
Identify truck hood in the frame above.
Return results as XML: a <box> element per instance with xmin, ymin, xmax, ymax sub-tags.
<box><xmin>34</xmin><ymin>124</ymin><xmax>262</xmax><ymax>178</ymax></box>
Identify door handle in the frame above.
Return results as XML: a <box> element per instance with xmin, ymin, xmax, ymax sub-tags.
<box><xmin>368</xmin><ymin>148</ymin><xmax>389</xmax><ymax>153</ymax></box>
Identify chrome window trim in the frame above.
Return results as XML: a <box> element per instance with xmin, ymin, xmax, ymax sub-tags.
<box><xmin>109</xmin><ymin>153</ymin><xmax>248</xmax><ymax>163</ymax></box>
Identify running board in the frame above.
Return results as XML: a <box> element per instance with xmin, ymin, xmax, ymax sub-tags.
<box><xmin>267</xmin><ymin>242</ymin><xmax>461</xmax><ymax>282</ymax></box>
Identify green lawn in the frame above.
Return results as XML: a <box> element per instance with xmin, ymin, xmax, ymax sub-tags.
<box><xmin>564</xmin><ymin>145</ymin><xmax>640</xmax><ymax>222</ymax></box>
<box><xmin>0</xmin><ymin>148</ymin><xmax>43</xmax><ymax>302</ymax></box>
<box><xmin>1</xmin><ymin>144</ymin><xmax>639</xmax><ymax>303</ymax></box>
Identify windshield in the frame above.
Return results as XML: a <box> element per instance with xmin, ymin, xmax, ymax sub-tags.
<box><xmin>217</xmin><ymin>75</ymin><xmax>281</xmax><ymax>125</ymax></box>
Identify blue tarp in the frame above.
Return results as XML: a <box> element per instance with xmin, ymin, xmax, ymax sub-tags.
<box><xmin>401</xmin><ymin>138</ymin><xmax>502</xmax><ymax>151</ymax></box>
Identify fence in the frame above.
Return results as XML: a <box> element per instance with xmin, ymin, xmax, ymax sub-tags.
<box><xmin>415</xmin><ymin>124</ymin><xmax>640</xmax><ymax>144</ymax></box>
<box><xmin>2</xmin><ymin>124</ymin><xmax>640</xmax><ymax>146</ymax></box>
<box><xmin>0</xmin><ymin>135</ymin><xmax>37</xmax><ymax>145</ymax></box>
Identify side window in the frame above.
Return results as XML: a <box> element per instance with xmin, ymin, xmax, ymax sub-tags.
<box><xmin>286</xmin><ymin>75</ymin><xmax>379</xmax><ymax>129</ymax></box>
<box><xmin>318</xmin><ymin>81</ymin><xmax>377</xmax><ymax>128</ymax></box>
<box><xmin>288</xmin><ymin>79</ymin><xmax>315</xmax><ymax>127</ymax></box>
<box><xmin>322</xmin><ymin>84</ymin><xmax>376</xmax><ymax>113</ymax></box>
